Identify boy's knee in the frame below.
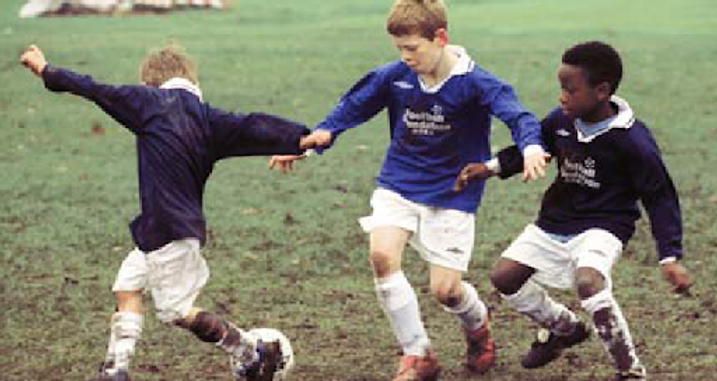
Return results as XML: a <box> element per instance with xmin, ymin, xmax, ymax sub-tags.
<box><xmin>575</xmin><ymin>268</ymin><xmax>606</xmax><ymax>299</ymax></box>
<box><xmin>369</xmin><ymin>249</ymin><xmax>399</xmax><ymax>278</ymax></box>
<box><xmin>431</xmin><ymin>280</ymin><xmax>462</xmax><ymax>307</ymax></box>
<box><xmin>491</xmin><ymin>260</ymin><xmax>532</xmax><ymax>295</ymax></box>
<box><xmin>490</xmin><ymin>269</ymin><xmax>513</xmax><ymax>295</ymax></box>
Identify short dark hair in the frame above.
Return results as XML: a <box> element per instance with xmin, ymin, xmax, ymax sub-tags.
<box><xmin>562</xmin><ymin>41</ymin><xmax>623</xmax><ymax>94</ymax></box>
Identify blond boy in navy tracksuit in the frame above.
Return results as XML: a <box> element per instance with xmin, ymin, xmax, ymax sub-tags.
<box><xmin>21</xmin><ymin>44</ymin><xmax>311</xmax><ymax>381</ymax></box>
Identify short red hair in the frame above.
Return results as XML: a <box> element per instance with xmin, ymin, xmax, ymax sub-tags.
<box><xmin>386</xmin><ymin>0</ymin><xmax>447</xmax><ymax>40</ymax></box>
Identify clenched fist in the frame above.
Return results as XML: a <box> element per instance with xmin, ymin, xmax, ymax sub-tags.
<box><xmin>20</xmin><ymin>45</ymin><xmax>47</xmax><ymax>76</ymax></box>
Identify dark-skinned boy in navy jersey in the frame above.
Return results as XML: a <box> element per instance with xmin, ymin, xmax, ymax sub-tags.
<box><xmin>454</xmin><ymin>41</ymin><xmax>691</xmax><ymax>381</ymax></box>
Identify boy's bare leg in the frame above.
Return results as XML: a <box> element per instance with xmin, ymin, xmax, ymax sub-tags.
<box><xmin>370</xmin><ymin>227</ymin><xmax>439</xmax><ymax>380</ymax></box>
<box><xmin>177</xmin><ymin>307</ymin><xmax>285</xmax><ymax>381</ymax></box>
<box><xmin>492</xmin><ymin>258</ymin><xmax>580</xmax><ymax>335</ymax></box>
<box><xmin>116</xmin><ymin>291</ymin><xmax>143</xmax><ymax>314</ymax></box>
<box><xmin>371</xmin><ymin>227</ymin><xmax>430</xmax><ymax>356</ymax></box>
<box><xmin>492</xmin><ymin>259</ymin><xmax>588</xmax><ymax>369</ymax></box>
<box><xmin>577</xmin><ymin>268</ymin><xmax>644</xmax><ymax>378</ymax></box>
<box><xmin>176</xmin><ymin>306</ymin><xmax>257</xmax><ymax>357</ymax></box>
<box><xmin>112</xmin><ymin>292</ymin><xmax>144</xmax><ymax>371</ymax></box>
<box><xmin>92</xmin><ymin>291</ymin><xmax>144</xmax><ymax>381</ymax></box>
<box><xmin>431</xmin><ymin>265</ymin><xmax>494</xmax><ymax>373</ymax></box>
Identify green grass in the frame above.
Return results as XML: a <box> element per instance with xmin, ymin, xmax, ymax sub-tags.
<box><xmin>1</xmin><ymin>0</ymin><xmax>716</xmax><ymax>380</ymax></box>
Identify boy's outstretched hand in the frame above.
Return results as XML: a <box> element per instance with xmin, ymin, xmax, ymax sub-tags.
<box><xmin>268</xmin><ymin>129</ymin><xmax>333</xmax><ymax>173</ymax></box>
<box><xmin>268</xmin><ymin>154</ymin><xmax>306</xmax><ymax>174</ymax></box>
<box><xmin>661</xmin><ymin>261</ymin><xmax>692</xmax><ymax>295</ymax></box>
<box><xmin>299</xmin><ymin>129</ymin><xmax>332</xmax><ymax>150</ymax></box>
<box><xmin>20</xmin><ymin>45</ymin><xmax>47</xmax><ymax>76</ymax></box>
<box><xmin>453</xmin><ymin>163</ymin><xmax>495</xmax><ymax>192</ymax></box>
<box><xmin>522</xmin><ymin>152</ymin><xmax>551</xmax><ymax>182</ymax></box>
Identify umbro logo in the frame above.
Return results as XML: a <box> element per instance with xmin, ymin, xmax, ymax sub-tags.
<box><xmin>556</xmin><ymin>129</ymin><xmax>571</xmax><ymax>137</ymax></box>
<box><xmin>446</xmin><ymin>247</ymin><xmax>464</xmax><ymax>255</ymax></box>
<box><xmin>393</xmin><ymin>81</ymin><xmax>414</xmax><ymax>89</ymax></box>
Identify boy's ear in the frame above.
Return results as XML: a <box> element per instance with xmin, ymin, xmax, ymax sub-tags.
<box><xmin>596</xmin><ymin>81</ymin><xmax>612</xmax><ymax>100</ymax></box>
<box><xmin>434</xmin><ymin>28</ymin><xmax>448</xmax><ymax>46</ymax></box>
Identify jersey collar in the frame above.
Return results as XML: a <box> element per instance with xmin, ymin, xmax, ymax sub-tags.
<box><xmin>576</xmin><ymin>95</ymin><xmax>635</xmax><ymax>143</ymax></box>
<box><xmin>160</xmin><ymin>77</ymin><xmax>204</xmax><ymax>102</ymax></box>
<box><xmin>418</xmin><ymin>45</ymin><xmax>474</xmax><ymax>93</ymax></box>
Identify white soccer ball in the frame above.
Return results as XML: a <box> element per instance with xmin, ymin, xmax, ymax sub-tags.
<box><xmin>248</xmin><ymin>328</ymin><xmax>295</xmax><ymax>381</ymax></box>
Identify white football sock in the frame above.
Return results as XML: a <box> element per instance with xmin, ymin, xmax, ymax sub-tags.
<box><xmin>375</xmin><ymin>271</ymin><xmax>430</xmax><ymax>356</ymax></box>
<box><xmin>109</xmin><ymin>312</ymin><xmax>143</xmax><ymax>372</ymax></box>
<box><xmin>104</xmin><ymin>318</ymin><xmax>117</xmax><ymax>364</ymax></box>
<box><xmin>581</xmin><ymin>288</ymin><xmax>641</xmax><ymax>372</ymax></box>
<box><xmin>503</xmin><ymin>280</ymin><xmax>579</xmax><ymax>336</ymax></box>
<box><xmin>442</xmin><ymin>281</ymin><xmax>488</xmax><ymax>331</ymax></box>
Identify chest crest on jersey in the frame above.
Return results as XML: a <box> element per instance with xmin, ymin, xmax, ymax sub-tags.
<box><xmin>560</xmin><ymin>155</ymin><xmax>600</xmax><ymax>189</ymax></box>
<box><xmin>402</xmin><ymin>104</ymin><xmax>452</xmax><ymax>136</ymax></box>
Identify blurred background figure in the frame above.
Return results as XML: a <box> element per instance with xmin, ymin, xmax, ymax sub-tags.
<box><xmin>19</xmin><ymin>0</ymin><xmax>226</xmax><ymax>17</ymax></box>
<box><xmin>19</xmin><ymin>0</ymin><xmax>63</xmax><ymax>17</ymax></box>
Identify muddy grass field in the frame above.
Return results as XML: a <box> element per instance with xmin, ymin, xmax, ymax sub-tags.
<box><xmin>1</xmin><ymin>0</ymin><xmax>716</xmax><ymax>380</ymax></box>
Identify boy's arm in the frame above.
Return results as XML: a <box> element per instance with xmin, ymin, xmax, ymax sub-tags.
<box><xmin>453</xmin><ymin>114</ymin><xmax>557</xmax><ymax>191</ymax></box>
<box><xmin>21</xmin><ymin>45</ymin><xmax>149</xmax><ymax>132</ymax></box>
<box><xmin>478</xmin><ymin>75</ymin><xmax>547</xmax><ymax>181</ymax></box>
<box><xmin>453</xmin><ymin>145</ymin><xmax>530</xmax><ymax>191</ymax></box>
<box><xmin>629</xmin><ymin>132</ymin><xmax>683</xmax><ymax>262</ymax></box>
<box><xmin>209</xmin><ymin>108</ymin><xmax>310</xmax><ymax>159</ymax></box>
<box><xmin>311</xmin><ymin>67</ymin><xmax>389</xmax><ymax>153</ymax></box>
<box><xmin>266</xmin><ymin>67</ymin><xmax>391</xmax><ymax>172</ymax></box>
<box><xmin>627</xmin><ymin>128</ymin><xmax>691</xmax><ymax>293</ymax></box>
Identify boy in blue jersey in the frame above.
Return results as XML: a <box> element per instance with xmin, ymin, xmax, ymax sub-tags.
<box><xmin>455</xmin><ymin>41</ymin><xmax>692</xmax><ymax>381</ymax></box>
<box><xmin>269</xmin><ymin>0</ymin><xmax>548</xmax><ymax>379</ymax></box>
<box><xmin>21</xmin><ymin>44</ymin><xmax>312</xmax><ymax>381</ymax></box>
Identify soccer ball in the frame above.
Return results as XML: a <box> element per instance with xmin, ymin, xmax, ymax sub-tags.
<box><xmin>248</xmin><ymin>328</ymin><xmax>295</xmax><ymax>381</ymax></box>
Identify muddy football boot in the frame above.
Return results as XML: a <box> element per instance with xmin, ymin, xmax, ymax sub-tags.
<box><xmin>521</xmin><ymin>321</ymin><xmax>590</xmax><ymax>369</ymax></box>
<box><xmin>235</xmin><ymin>340</ymin><xmax>283</xmax><ymax>381</ymax></box>
<box><xmin>464</xmin><ymin>318</ymin><xmax>496</xmax><ymax>373</ymax></box>
<box><xmin>392</xmin><ymin>350</ymin><xmax>441</xmax><ymax>381</ymax></box>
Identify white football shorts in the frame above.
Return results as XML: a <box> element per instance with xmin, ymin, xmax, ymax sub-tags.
<box><xmin>359</xmin><ymin>188</ymin><xmax>475</xmax><ymax>272</ymax></box>
<box><xmin>501</xmin><ymin>224</ymin><xmax>622</xmax><ymax>290</ymax></box>
<box><xmin>112</xmin><ymin>238</ymin><xmax>209</xmax><ymax>323</ymax></box>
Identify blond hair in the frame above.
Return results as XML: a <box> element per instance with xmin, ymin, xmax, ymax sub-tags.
<box><xmin>139</xmin><ymin>43</ymin><xmax>198</xmax><ymax>87</ymax></box>
<box><xmin>386</xmin><ymin>0</ymin><xmax>447</xmax><ymax>40</ymax></box>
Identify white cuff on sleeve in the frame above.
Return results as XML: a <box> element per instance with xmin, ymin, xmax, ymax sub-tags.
<box><xmin>485</xmin><ymin>157</ymin><xmax>500</xmax><ymax>173</ymax></box>
<box><xmin>522</xmin><ymin>144</ymin><xmax>545</xmax><ymax>157</ymax></box>
<box><xmin>659</xmin><ymin>256</ymin><xmax>677</xmax><ymax>265</ymax></box>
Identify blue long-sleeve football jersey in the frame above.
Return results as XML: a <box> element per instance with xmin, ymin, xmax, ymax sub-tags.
<box><xmin>495</xmin><ymin>96</ymin><xmax>683</xmax><ymax>261</ymax></box>
<box><xmin>41</xmin><ymin>66</ymin><xmax>309</xmax><ymax>252</ymax></box>
<box><xmin>315</xmin><ymin>47</ymin><xmax>543</xmax><ymax>212</ymax></box>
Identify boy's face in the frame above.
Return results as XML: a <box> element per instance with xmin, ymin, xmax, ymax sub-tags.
<box><xmin>391</xmin><ymin>30</ymin><xmax>447</xmax><ymax>76</ymax></box>
<box><xmin>557</xmin><ymin>63</ymin><xmax>610</xmax><ymax>121</ymax></box>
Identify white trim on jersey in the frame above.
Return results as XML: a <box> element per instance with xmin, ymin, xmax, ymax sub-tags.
<box><xmin>160</xmin><ymin>77</ymin><xmax>204</xmax><ymax>102</ymax></box>
<box><xmin>576</xmin><ymin>95</ymin><xmax>635</xmax><ymax>143</ymax></box>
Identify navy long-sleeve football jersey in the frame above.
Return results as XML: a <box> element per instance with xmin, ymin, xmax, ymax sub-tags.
<box><xmin>42</xmin><ymin>66</ymin><xmax>309</xmax><ymax>252</ymax></box>
<box><xmin>495</xmin><ymin>96</ymin><xmax>683</xmax><ymax>261</ymax></box>
<box><xmin>314</xmin><ymin>46</ymin><xmax>543</xmax><ymax>212</ymax></box>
